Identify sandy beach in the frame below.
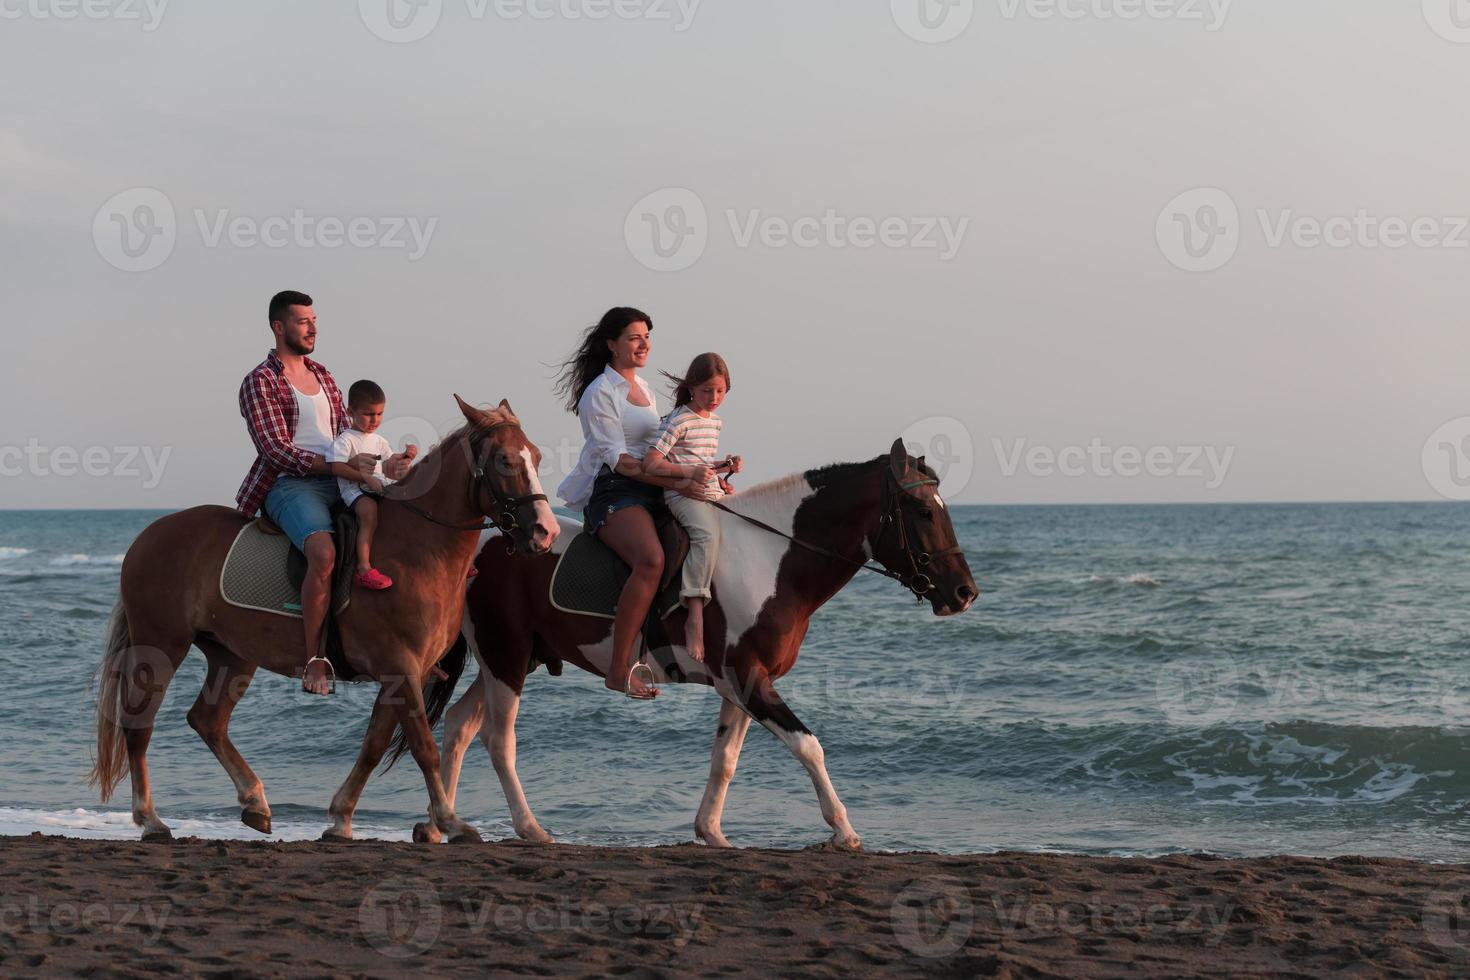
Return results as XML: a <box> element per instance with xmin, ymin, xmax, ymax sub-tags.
<box><xmin>0</xmin><ymin>836</ymin><xmax>1466</xmax><ymax>978</ymax></box>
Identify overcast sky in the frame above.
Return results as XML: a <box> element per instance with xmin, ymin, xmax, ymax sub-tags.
<box><xmin>2</xmin><ymin>1</ymin><xmax>1467</xmax><ymax>508</ymax></box>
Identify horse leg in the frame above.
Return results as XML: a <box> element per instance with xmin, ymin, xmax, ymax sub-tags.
<box><xmin>730</xmin><ymin>667</ymin><xmax>862</xmax><ymax>850</ymax></box>
<box><xmin>479</xmin><ymin>672</ymin><xmax>553</xmax><ymax>843</ymax></box>
<box><xmin>392</xmin><ymin>673</ymin><xmax>481</xmax><ymax>843</ymax></box>
<box><xmin>187</xmin><ymin>645</ymin><xmax>271</xmax><ymax>833</ymax></box>
<box><xmin>413</xmin><ymin>675</ymin><xmax>486</xmax><ymax>844</ymax></box>
<box><xmin>323</xmin><ymin>690</ymin><xmax>399</xmax><ymax>840</ymax></box>
<box><xmin>119</xmin><ymin>639</ymin><xmax>189</xmax><ymax>841</ymax></box>
<box><xmin>694</xmin><ymin>698</ymin><xmax>753</xmax><ymax>848</ymax></box>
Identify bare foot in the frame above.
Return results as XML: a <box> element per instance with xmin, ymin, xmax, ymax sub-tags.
<box><xmin>302</xmin><ymin>658</ymin><xmax>333</xmax><ymax>696</ymax></box>
<box><xmin>605</xmin><ymin>675</ymin><xmax>659</xmax><ymax>699</ymax></box>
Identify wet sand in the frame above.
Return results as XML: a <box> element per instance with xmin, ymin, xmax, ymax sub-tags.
<box><xmin>1</xmin><ymin>834</ymin><xmax>1467</xmax><ymax>977</ymax></box>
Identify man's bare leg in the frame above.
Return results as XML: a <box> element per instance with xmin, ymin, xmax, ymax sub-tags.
<box><xmin>301</xmin><ymin>531</ymin><xmax>335</xmax><ymax>695</ymax></box>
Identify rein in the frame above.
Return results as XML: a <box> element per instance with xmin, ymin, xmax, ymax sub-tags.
<box><xmin>710</xmin><ymin>471</ymin><xmax>961</xmax><ymax>601</ymax></box>
<box><xmin>375</xmin><ymin>421</ymin><xmax>548</xmax><ymax>541</ymax></box>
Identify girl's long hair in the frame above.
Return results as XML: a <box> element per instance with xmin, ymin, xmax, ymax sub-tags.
<box><xmin>662</xmin><ymin>352</ymin><xmax>732</xmax><ymax>409</ymax></box>
<box><xmin>554</xmin><ymin>307</ymin><xmax>653</xmax><ymax>415</ymax></box>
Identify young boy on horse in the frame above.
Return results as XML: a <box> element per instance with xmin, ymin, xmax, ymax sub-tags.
<box><xmin>327</xmin><ymin>379</ymin><xmax>418</xmax><ymax>590</ymax></box>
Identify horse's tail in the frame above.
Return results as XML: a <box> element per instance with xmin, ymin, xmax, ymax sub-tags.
<box><xmin>89</xmin><ymin>599</ymin><xmax>131</xmax><ymax>801</ymax></box>
<box><xmin>381</xmin><ymin>633</ymin><xmax>470</xmax><ymax>773</ymax></box>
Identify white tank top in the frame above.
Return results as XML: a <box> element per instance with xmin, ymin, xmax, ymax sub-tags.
<box><xmin>621</xmin><ymin>400</ymin><xmax>661</xmax><ymax>458</ymax></box>
<box><xmin>292</xmin><ymin>387</ymin><xmax>335</xmax><ymax>457</ymax></box>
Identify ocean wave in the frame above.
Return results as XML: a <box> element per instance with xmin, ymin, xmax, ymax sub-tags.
<box><xmin>0</xmin><ymin>807</ymin><xmax>416</xmax><ymax>842</ymax></box>
<box><xmin>1087</xmin><ymin>573</ymin><xmax>1162</xmax><ymax>588</ymax></box>
<box><xmin>0</xmin><ymin>547</ymin><xmax>31</xmax><ymax>560</ymax></box>
<box><xmin>48</xmin><ymin>554</ymin><xmax>124</xmax><ymax>567</ymax></box>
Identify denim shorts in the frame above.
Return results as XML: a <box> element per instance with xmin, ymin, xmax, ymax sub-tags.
<box><xmin>264</xmin><ymin>475</ymin><xmax>338</xmax><ymax>552</ymax></box>
<box><xmin>583</xmin><ymin>468</ymin><xmax>664</xmax><ymax>538</ymax></box>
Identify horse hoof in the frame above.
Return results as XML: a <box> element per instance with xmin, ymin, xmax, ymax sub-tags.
<box><xmin>242</xmin><ymin>809</ymin><xmax>272</xmax><ymax>834</ymax></box>
<box><xmin>518</xmin><ymin>827</ymin><xmax>555</xmax><ymax>845</ymax></box>
<box><xmin>412</xmin><ymin>822</ymin><xmax>441</xmax><ymax>844</ymax></box>
<box><xmin>320</xmin><ymin>829</ymin><xmax>352</xmax><ymax>843</ymax></box>
<box><xmin>141</xmin><ymin>828</ymin><xmax>173</xmax><ymax>843</ymax></box>
<box><xmin>449</xmin><ymin>830</ymin><xmax>483</xmax><ymax>845</ymax></box>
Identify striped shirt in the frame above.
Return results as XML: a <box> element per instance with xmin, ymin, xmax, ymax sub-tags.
<box><xmin>651</xmin><ymin>406</ymin><xmax>723</xmax><ymax>500</ymax></box>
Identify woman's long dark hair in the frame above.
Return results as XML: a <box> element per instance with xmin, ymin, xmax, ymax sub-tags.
<box><xmin>554</xmin><ymin>307</ymin><xmax>653</xmax><ymax>415</ymax></box>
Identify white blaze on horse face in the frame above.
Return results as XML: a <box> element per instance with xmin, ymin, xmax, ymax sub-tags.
<box><xmin>518</xmin><ymin>447</ymin><xmax>559</xmax><ymax>551</ymax></box>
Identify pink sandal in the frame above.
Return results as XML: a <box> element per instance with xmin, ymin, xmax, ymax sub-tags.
<box><xmin>355</xmin><ymin>568</ymin><xmax>393</xmax><ymax>590</ymax></box>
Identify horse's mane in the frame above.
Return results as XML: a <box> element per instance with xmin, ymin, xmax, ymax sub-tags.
<box><xmin>386</xmin><ymin>404</ymin><xmax>521</xmax><ymax>497</ymax></box>
<box><xmin>732</xmin><ymin>457</ymin><xmax>885</xmax><ymax>507</ymax></box>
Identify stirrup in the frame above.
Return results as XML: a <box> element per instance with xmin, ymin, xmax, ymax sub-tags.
<box><xmin>625</xmin><ymin>661</ymin><xmax>658</xmax><ymax>700</ymax></box>
<box><xmin>303</xmin><ymin>655</ymin><xmax>337</xmax><ymax>695</ymax></box>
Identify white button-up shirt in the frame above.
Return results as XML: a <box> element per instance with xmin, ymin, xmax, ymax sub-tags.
<box><xmin>557</xmin><ymin>365</ymin><xmax>662</xmax><ymax>509</ymax></box>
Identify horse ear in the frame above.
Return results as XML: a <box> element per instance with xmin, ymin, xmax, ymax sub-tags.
<box><xmin>499</xmin><ymin>398</ymin><xmax>513</xmax><ymax>413</ymax></box>
<box><xmin>454</xmin><ymin>393</ymin><xmax>486</xmax><ymax>425</ymax></box>
<box><xmin>889</xmin><ymin>438</ymin><xmax>909</xmax><ymax>476</ymax></box>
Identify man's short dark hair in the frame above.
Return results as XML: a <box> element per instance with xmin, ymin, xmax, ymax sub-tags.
<box><xmin>268</xmin><ymin>290</ymin><xmax>313</xmax><ymax>326</ymax></box>
<box><xmin>348</xmin><ymin>379</ymin><xmax>386</xmax><ymax>408</ymax></box>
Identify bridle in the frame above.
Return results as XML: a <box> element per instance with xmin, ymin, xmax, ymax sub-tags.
<box><xmin>873</xmin><ymin>470</ymin><xmax>965</xmax><ymax>600</ymax></box>
<box><xmin>383</xmin><ymin>421</ymin><xmax>548</xmax><ymax>549</ymax></box>
<box><xmin>711</xmin><ymin>466</ymin><xmax>962</xmax><ymax>601</ymax></box>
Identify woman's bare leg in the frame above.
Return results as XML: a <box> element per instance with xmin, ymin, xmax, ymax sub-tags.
<box><xmin>596</xmin><ymin>506</ymin><xmax>663</xmax><ymax>697</ymax></box>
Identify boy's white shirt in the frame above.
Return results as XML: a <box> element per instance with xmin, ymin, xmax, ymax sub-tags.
<box><xmin>329</xmin><ymin>428</ymin><xmax>396</xmax><ymax>501</ymax></box>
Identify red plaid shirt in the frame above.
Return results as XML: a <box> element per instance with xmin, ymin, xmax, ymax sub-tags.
<box><xmin>236</xmin><ymin>350</ymin><xmax>348</xmax><ymax>516</ymax></box>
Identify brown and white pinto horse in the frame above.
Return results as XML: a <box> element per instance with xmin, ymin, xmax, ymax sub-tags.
<box><xmin>90</xmin><ymin>397</ymin><xmax>558</xmax><ymax>843</ymax></box>
<box><xmin>421</xmin><ymin>439</ymin><xmax>977</xmax><ymax>849</ymax></box>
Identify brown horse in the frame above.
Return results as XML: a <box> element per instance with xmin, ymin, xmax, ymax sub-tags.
<box><xmin>421</xmin><ymin>439</ymin><xmax>977</xmax><ymax>849</ymax></box>
<box><xmin>89</xmin><ymin>396</ymin><xmax>559</xmax><ymax>843</ymax></box>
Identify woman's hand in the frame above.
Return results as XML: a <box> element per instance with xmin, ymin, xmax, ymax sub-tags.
<box><xmin>688</xmin><ymin>464</ymin><xmax>716</xmax><ymax>489</ymax></box>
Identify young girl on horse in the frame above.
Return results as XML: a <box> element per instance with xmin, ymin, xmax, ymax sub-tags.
<box><xmin>642</xmin><ymin>353</ymin><xmax>742</xmax><ymax>664</ymax></box>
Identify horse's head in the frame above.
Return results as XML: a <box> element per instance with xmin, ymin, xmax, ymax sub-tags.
<box><xmin>454</xmin><ymin>395</ymin><xmax>559</xmax><ymax>555</ymax></box>
<box><xmin>870</xmin><ymin>438</ymin><xmax>978</xmax><ymax>617</ymax></box>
